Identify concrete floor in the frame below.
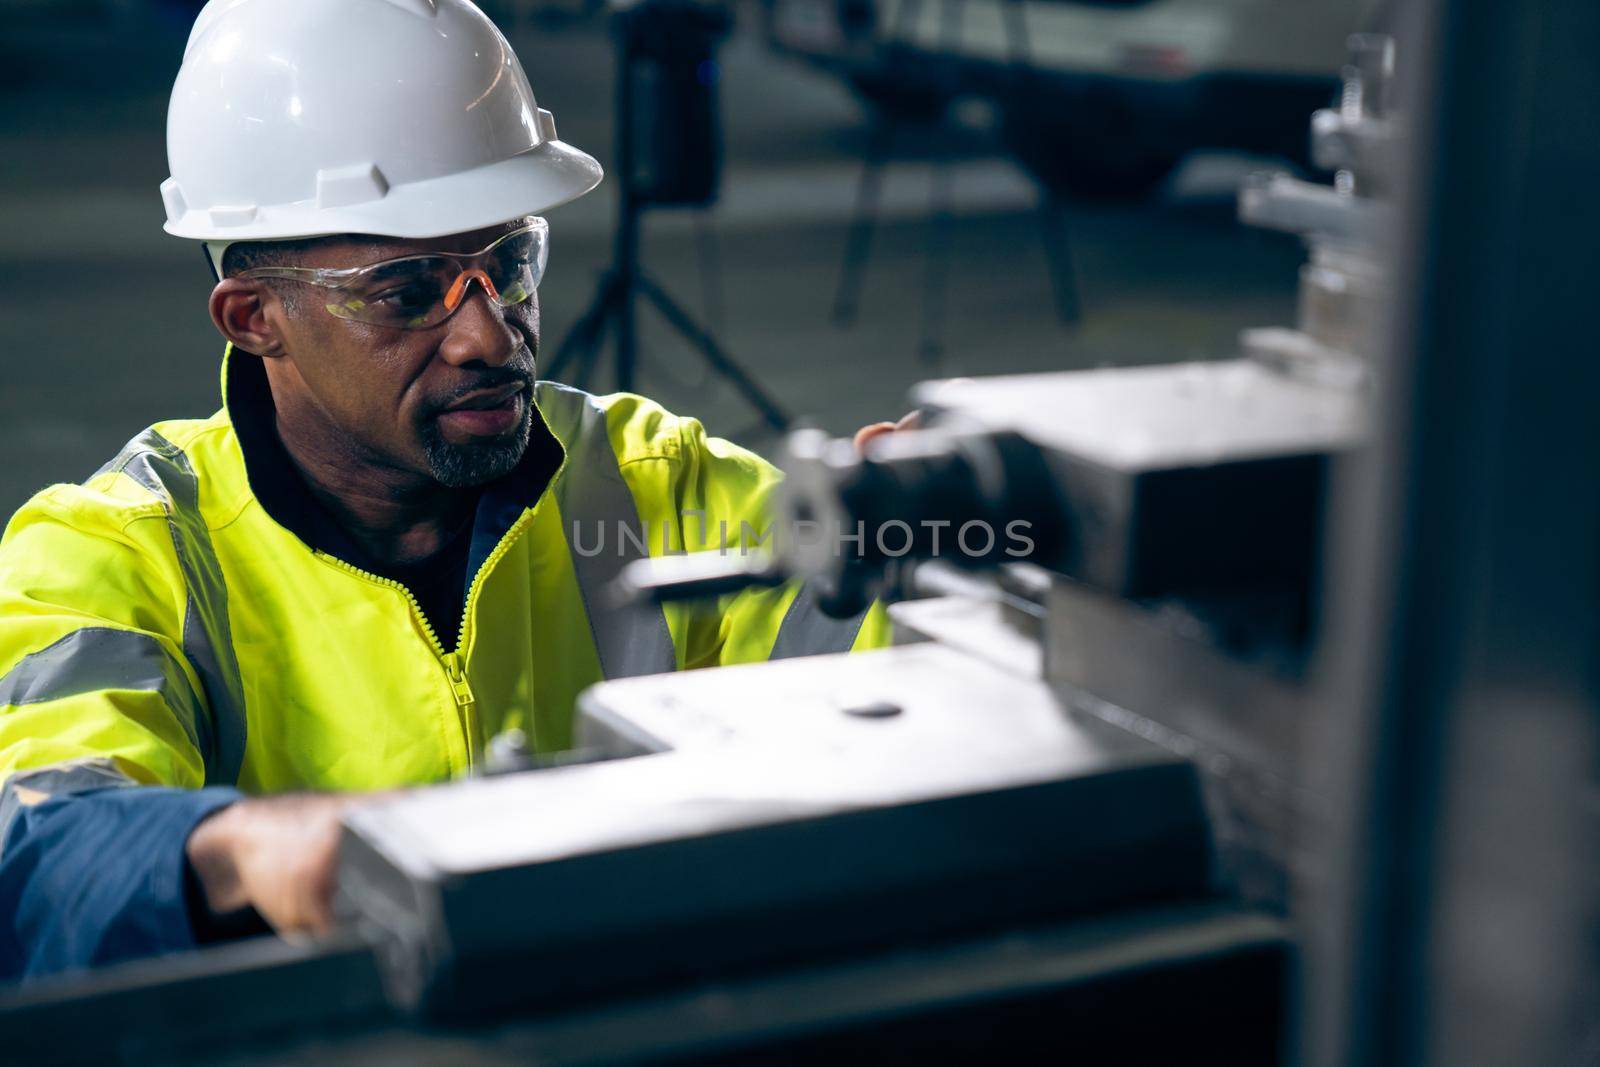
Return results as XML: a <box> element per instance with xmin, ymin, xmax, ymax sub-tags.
<box><xmin>0</xmin><ymin>4</ymin><xmax>1306</xmax><ymax>519</ymax></box>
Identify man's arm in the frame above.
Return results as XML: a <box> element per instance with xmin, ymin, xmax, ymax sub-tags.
<box><xmin>0</xmin><ymin>776</ymin><xmax>362</xmax><ymax>978</ymax></box>
<box><xmin>0</xmin><ymin>484</ymin><xmax>385</xmax><ymax>977</ymax></box>
<box><xmin>185</xmin><ymin>791</ymin><xmax>368</xmax><ymax>937</ymax></box>
<box><xmin>0</xmin><ymin>485</ymin><xmax>241</xmax><ymax>978</ymax></box>
<box><xmin>609</xmin><ymin>406</ymin><xmax>893</xmax><ymax>669</ymax></box>
<box><xmin>0</xmin><ymin>773</ymin><xmax>242</xmax><ymax>978</ymax></box>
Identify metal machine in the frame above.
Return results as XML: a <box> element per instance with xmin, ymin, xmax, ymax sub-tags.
<box><xmin>3</xmin><ymin>1</ymin><xmax>1595</xmax><ymax>1062</ymax></box>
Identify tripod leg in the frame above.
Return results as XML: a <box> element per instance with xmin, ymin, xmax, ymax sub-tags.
<box><xmin>1037</xmin><ymin>195</ymin><xmax>1082</xmax><ymax>325</ymax></box>
<box><xmin>545</xmin><ymin>271</ymin><xmax>616</xmax><ymax>382</ymax></box>
<box><xmin>637</xmin><ymin>273</ymin><xmax>791</xmax><ymax>431</ymax></box>
<box><xmin>832</xmin><ymin>117</ymin><xmax>896</xmax><ymax>327</ymax></box>
<box><xmin>993</xmin><ymin>0</ymin><xmax>1077</xmax><ymax>325</ymax></box>
<box><xmin>920</xmin><ymin>161</ymin><xmax>955</xmax><ymax>365</ymax></box>
<box><xmin>916</xmin><ymin>0</ymin><xmax>965</xmax><ymax>366</ymax></box>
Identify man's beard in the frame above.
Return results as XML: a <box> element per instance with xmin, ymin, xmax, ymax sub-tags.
<box><xmin>418</xmin><ymin>347</ymin><xmax>537</xmax><ymax>487</ymax></box>
<box><xmin>418</xmin><ymin>391</ymin><xmax>534</xmax><ymax>487</ymax></box>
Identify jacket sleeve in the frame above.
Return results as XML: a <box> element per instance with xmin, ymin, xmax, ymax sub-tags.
<box><xmin>0</xmin><ymin>777</ymin><xmax>241</xmax><ymax>979</ymax></box>
<box><xmin>624</xmin><ymin>411</ymin><xmax>891</xmax><ymax>669</ymax></box>
<box><xmin>0</xmin><ymin>484</ymin><xmax>238</xmax><ymax>980</ymax></box>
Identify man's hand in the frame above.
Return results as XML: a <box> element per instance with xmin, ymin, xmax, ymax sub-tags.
<box><xmin>852</xmin><ymin>410</ymin><xmax>921</xmax><ymax>455</ymax></box>
<box><xmin>186</xmin><ymin>792</ymin><xmax>372</xmax><ymax>936</ymax></box>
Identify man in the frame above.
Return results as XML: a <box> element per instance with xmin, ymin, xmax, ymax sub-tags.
<box><xmin>0</xmin><ymin>0</ymin><xmax>890</xmax><ymax>978</ymax></box>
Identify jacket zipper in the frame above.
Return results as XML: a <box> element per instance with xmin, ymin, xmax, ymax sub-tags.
<box><xmin>315</xmin><ymin>506</ymin><xmax>536</xmax><ymax>774</ymax></box>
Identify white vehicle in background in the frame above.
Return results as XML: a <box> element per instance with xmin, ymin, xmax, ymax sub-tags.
<box><xmin>764</xmin><ymin>0</ymin><xmax>1384</xmax><ymax>197</ymax></box>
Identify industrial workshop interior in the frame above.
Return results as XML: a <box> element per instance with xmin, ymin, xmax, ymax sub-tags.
<box><xmin>0</xmin><ymin>0</ymin><xmax>1594</xmax><ymax>1062</ymax></box>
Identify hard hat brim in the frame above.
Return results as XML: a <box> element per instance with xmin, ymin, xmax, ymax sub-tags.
<box><xmin>164</xmin><ymin>139</ymin><xmax>603</xmax><ymax>243</ymax></box>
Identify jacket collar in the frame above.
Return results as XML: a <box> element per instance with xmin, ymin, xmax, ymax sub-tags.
<box><xmin>220</xmin><ymin>343</ymin><xmax>565</xmax><ymax>578</ymax></box>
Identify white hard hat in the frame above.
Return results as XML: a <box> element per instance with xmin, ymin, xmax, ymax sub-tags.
<box><xmin>161</xmin><ymin>0</ymin><xmax>603</xmax><ymax>248</ymax></box>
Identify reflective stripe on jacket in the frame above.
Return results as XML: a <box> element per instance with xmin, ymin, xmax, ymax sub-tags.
<box><xmin>0</xmin><ymin>347</ymin><xmax>885</xmax><ymax>804</ymax></box>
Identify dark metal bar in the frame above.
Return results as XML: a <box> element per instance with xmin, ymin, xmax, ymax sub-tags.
<box><xmin>1309</xmin><ymin>1</ymin><xmax>1600</xmax><ymax>1064</ymax></box>
<box><xmin>613</xmin><ymin>17</ymin><xmax>640</xmax><ymax>394</ymax></box>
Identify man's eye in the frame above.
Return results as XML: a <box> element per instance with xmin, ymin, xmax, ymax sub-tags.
<box><xmin>372</xmin><ymin>282</ymin><xmax>439</xmax><ymax>309</ymax></box>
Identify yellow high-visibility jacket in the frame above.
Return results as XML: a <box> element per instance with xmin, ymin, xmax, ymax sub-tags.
<box><xmin>0</xmin><ymin>348</ymin><xmax>884</xmax><ymax>798</ymax></box>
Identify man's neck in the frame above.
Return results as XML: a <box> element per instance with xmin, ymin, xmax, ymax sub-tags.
<box><xmin>273</xmin><ymin>411</ymin><xmax>477</xmax><ymax>568</ymax></box>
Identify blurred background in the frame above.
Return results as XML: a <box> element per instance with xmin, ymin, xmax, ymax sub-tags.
<box><xmin>3</xmin><ymin>7</ymin><xmax>1596</xmax><ymax>1063</ymax></box>
<box><xmin>0</xmin><ymin>0</ymin><xmax>1381</xmax><ymax>518</ymax></box>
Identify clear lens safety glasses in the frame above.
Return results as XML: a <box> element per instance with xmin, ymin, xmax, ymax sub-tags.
<box><xmin>240</xmin><ymin>218</ymin><xmax>549</xmax><ymax>329</ymax></box>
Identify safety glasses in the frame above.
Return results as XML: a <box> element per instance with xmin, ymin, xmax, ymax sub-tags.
<box><xmin>240</xmin><ymin>219</ymin><xmax>549</xmax><ymax>330</ymax></box>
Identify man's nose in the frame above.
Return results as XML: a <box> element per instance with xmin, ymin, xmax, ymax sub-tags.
<box><xmin>436</xmin><ymin>283</ymin><xmax>518</xmax><ymax>368</ymax></box>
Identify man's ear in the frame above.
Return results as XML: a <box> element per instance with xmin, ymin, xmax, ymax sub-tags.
<box><xmin>209</xmin><ymin>279</ymin><xmax>286</xmax><ymax>357</ymax></box>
